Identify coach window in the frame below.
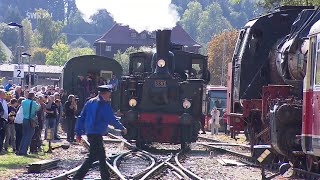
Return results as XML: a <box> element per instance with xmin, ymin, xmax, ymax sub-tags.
<box><xmin>315</xmin><ymin>34</ymin><xmax>320</xmax><ymax>86</ymax></box>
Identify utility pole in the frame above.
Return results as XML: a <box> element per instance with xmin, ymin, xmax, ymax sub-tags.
<box><xmin>22</xmin><ymin>52</ymin><xmax>31</xmax><ymax>89</ymax></box>
<box><xmin>221</xmin><ymin>32</ymin><xmax>227</xmax><ymax>86</ymax></box>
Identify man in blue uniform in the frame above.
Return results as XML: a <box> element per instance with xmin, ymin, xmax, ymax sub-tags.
<box><xmin>73</xmin><ymin>85</ymin><xmax>127</xmax><ymax>180</ymax></box>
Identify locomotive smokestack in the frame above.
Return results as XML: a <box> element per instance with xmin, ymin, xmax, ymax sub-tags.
<box><xmin>154</xmin><ymin>30</ymin><xmax>172</xmax><ymax>74</ymax></box>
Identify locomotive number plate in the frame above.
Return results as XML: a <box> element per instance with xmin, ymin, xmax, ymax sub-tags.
<box><xmin>155</xmin><ymin>80</ymin><xmax>166</xmax><ymax>87</ymax></box>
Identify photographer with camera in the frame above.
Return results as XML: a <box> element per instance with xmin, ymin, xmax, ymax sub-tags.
<box><xmin>65</xmin><ymin>95</ymin><xmax>77</xmax><ymax>142</ymax></box>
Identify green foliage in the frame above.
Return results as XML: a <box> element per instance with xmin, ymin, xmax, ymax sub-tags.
<box><xmin>0</xmin><ymin>23</ymin><xmax>19</xmax><ymax>51</ymax></box>
<box><xmin>197</xmin><ymin>2</ymin><xmax>232</xmax><ymax>44</ymax></box>
<box><xmin>181</xmin><ymin>1</ymin><xmax>203</xmax><ymax>39</ymax></box>
<box><xmin>21</xmin><ymin>18</ymin><xmax>33</xmax><ymax>49</ymax></box>
<box><xmin>90</xmin><ymin>9</ymin><xmax>114</xmax><ymax>34</ymax></box>
<box><xmin>68</xmin><ymin>47</ymin><xmax>95</xmax><ymax>59</ymax></box>
<box><xmin>31</xmin><ymin>47</ymin><xmax>49</xmax><ymax>65</ymax></box>
<box><xmin>45</xmin><ymin>42</ymin><xmax>70</xmax><ymax>66</ymax></box>
<box><xmin>35</xmin><ymin>9</ymin><xmax>64</xmax><ymax>48</ymax></box>
<box><xmin>45</xmin><ymin>42</ymin><xmax>94</xmax><ymax>65</ymax></box>
<box><xmin>70</xmin><ymin>37</ymin><xmax>91</xmax><ymax>48</ymax></box>
<box><xmin>114</xmin><ymin>47</ymin><xmax>140</xmax><ymax>75</ymax></box>
<box><xmin>0</xmin><ymin>46</ymin><xmax>7</xmax><ymax>63</ymax></box>
<box><xmin>257</xmin><ymin>0</ymin><xmax>320</xmax><ymax>9</ymax></box>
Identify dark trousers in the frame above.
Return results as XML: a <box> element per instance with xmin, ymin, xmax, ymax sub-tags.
<box><xmin>15</xmin><ymin>123</ymin><xmax>23</xmax><ymax>152</ymax></box>
<box><xmin>73</xmin><ymin>134</ymin><xmax>109</xmax><ymax>180</ymax></box>
<box><xmin>0</xmin><ymin>119</ymin><xmax>6</xmax><ymax>152</ymax></box>
<box><xmin>30</xmin><ymin>126</ymin><xmax>41</xmax><ymax>152</ymax></box>
<box><xmin>19</xmin><ymin>120</ymin><xmax>35</xmax><ymax>155</ymax></box>
<box><xmin>66</xmin><ymin>116</ymin><xmax>76</xmax><ymax>142</ymax></box>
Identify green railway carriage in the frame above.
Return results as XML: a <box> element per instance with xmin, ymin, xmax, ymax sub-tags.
<box><xmin>62</xmin><ymin>55</ymin><xmax>122</xmax><ymax>111</ymax></box>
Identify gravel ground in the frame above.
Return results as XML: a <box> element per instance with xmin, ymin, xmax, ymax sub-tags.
<box><xmin>182</xmin><ymin>147</ymin><xmax>276</xmax><ymax>180</ymax></box>
<box><xmin>199</xmin><ymin>133</ymin><xmax>249</xmax><ymax>145</ymax></box>
<box><xmin>12</xmin><ymin>142</ymin><xmax>87</xmax><ymax>180</ymax></box>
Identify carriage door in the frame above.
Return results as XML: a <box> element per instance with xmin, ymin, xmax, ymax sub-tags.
<box><xmin>312</xmin><ymin>34</ymin><xmax>320</xmax><ymax>150</ymax></box>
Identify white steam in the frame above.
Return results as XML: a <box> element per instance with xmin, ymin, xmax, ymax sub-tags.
<box><xmin>75</xmin><ymin>0</ymin><xmax>180</xmax><ymax>33</ymax></box>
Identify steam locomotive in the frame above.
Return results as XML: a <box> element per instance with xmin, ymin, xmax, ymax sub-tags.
<box><xmin>227</xmin><ymin>6</ymin><xmax>320</xmax><ymax>172</ymax></box>
<box><xmin>119</xmin><ymin>30</ymin><xmax>210</xmax><ymax>148</ymax></box>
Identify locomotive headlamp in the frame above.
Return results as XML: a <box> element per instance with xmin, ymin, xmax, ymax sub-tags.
<box><xmin>183</xmin><ymin>99</ymin><xmax>191</xmax><ymax>109</ymax></box>
<box><xmin>157</xmin><ymin>59</ymin><xmax>166</xmax><ymax>67</ymax></box>
<box><xmin>129</xmin><ymin>99</ymin><xmax>137</xmax><ymax>107</ymax></box>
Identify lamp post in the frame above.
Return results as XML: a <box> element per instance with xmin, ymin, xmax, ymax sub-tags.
<box><xmin>7</xmin><ymin>22</ymin><xmax>23</xmax><ymax>64</ymax></box>
<box><xmin>22</xmin><ymin>52</ymin><xmax>31</xmax><ymax>89</ymax></box>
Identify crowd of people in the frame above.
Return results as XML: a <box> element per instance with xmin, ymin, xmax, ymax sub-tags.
<box><xmin>0</xmin><ymin>81</ymin><xmax>78</xmax><ymax>155</ymax></box>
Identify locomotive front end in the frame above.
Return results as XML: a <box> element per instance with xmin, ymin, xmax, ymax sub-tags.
<box><xmin>120</xmin><ymin>30</ymin><xmax>204</xmax><ymax>148</ymax></box>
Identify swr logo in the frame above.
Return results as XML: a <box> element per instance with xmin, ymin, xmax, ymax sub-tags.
<box><xmin>26</xmin><ymin>11</ymin><xmax>53</xmax><ymax>20</ymax></box>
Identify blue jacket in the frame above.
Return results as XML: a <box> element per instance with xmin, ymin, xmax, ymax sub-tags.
<box><xmin>76</xmin><ymin>95</ymin><xmax>125</xmax><ymax>135</ymax></box>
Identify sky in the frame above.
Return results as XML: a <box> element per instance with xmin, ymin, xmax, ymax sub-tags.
<box><xmin>75</xmin><ymin>0</ymin><xmax>180</xmax><ymax>33</ymax></box>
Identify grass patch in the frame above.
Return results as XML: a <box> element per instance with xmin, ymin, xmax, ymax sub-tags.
<box><xmin>0</xmin><ymin>141</ymin><xmax>61</xmax><ymax>171</ymax></box>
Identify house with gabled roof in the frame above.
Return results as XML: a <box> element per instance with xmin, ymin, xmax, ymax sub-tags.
<box><xmin>94</xmin><ymin>24</ymin><xmax>201</xmax><ymax>58</ymax></box>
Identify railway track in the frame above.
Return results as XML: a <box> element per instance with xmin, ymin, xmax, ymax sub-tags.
<box><xmin>50</xmin><ymin>133</ymin><xmax>203</xmax><ymax>180</ymax></box>
<box><xmin>198</xmin><ymin>136</ymin><xmax>320</xmax><ymax>180</ymax></box>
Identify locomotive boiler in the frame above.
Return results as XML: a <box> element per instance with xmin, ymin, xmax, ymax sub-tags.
<box><xmin>119</xmin><ymin>30</ymin><xmax>209</xmax><ymax>148</ymax></box>
<box><xmin>227</xmin><ymin>5</ymin><xmax>320</xmax><ymax>172</ymax></box>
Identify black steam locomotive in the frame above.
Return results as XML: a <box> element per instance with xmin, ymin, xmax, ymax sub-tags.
<box><xmin>119</xmin><ymin>30</ymin><xmax>210</xmax><ymax>148</ymax></box>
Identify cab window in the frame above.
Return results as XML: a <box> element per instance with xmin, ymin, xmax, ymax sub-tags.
<box><xmin>132</xmin><ymin>59</ymin><xmax>145</xmax><ymax>73</ymax></box>
<box><xmin>191</xmin><ymin>59</ymin><xmax>204</xmax><ymax>79</ymax></box>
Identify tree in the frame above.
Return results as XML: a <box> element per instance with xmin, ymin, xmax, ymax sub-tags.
<box><xmin>70</xmin><ymin>37</ymin><xmax>91</xmax><ymax>48</ymax></box>
<box><xmin>0</xmin><ymin>23</ymin><xmax>19</xmax><ymax>63</ymax></box>
<box><xmin>21</xmin><ymin>18</ymin><xmax>33</xmax><ymax>49</ymax></box>
<box><xmin>31</xmin><ymin>47</ymin><xmax>49</xmax><ymax>65</ymax></box>
<box><xmin>68</xmin><ymin>47</ymin><xmax>95</xmax><ymax>59</ymax></box>
<box><xmin>197</xmin><ymin>2</ymin><xmax>232</xmax><ymax>44</ymax></box>
<box><xmin>0</xmin><ymin>46</ymin><xmax>7</xmax><ymax>63</ymax></box>
<box><xmin>114</xmin><ymin>47</ymin><xmax>139</xmax><ymax>75</ymax></box>
<box><xmin>180</xmin><ymin>1</ymin><xmax>203</xmax><ymax>40</ymax></box>
<box><xmin>207</xmin><ymin>30</ymin><xmax>239</xmax><ymax>85</ymax></box>
<box><xmin>45</xmin><ymin>42</ymin><xmax>69</xmax><ymax>66</ymax></box>
<box><xmin>256</xmin><ymin>0</ymin><xmax>320</xmax><ymax>9</ymax></box>
<box><xmin>90</xmin><ymin>9</ymin><xmax>114</xmax><ymax>34</ymax></box>
<box><xmin>35</xmin><ymin>9</ymin><xmax>64</xmax><ymax>48</ymax></box>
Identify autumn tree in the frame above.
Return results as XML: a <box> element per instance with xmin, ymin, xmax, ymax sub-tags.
<box><xmin>207</xmin><ymin>29</ymin><xmax>239</xmax><ymax>85</ymax></box>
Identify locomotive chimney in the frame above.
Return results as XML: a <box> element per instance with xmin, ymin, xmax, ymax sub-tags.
<box><xmin>153</xmin><ymin>29</ymin><xmax>172</xmax><ymax>74</ymax></box>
